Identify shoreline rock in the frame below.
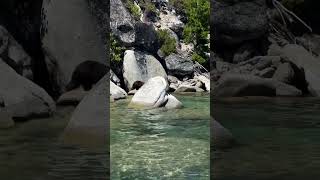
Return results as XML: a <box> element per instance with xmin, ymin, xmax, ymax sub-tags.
<box><xmin>130</xmin><ymin>76</ymin><xmax>182</xmax><ymax>109</ymax></box>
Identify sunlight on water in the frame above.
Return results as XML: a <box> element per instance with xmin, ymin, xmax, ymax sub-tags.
<box><xmin>111</xmin><ymin>94</ymin><xmax>210</xmax><ymax>179</ymax></box>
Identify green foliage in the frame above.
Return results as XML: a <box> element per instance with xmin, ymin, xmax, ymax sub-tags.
<box><xmin>169</xmin><ymin>0</ymin><xmax>185</xmax><ymax>10</ymax></box>
<box><xmin>144</xmin><ymin>1</ymin><xmax>157</xmax><ymax>13</ymax></box>
<box><xmin>157</xmin><ymin>29</ymin><xmax>177</xmax><ymax>56</ymax></box>
<box><xmin>124</xmin><ymin>0</ymin><xmax>141</xmax><ymax>20</ymax></box>
<box><xmin>111</xmin><ymin>35</ymin><xmax>125</xmax><ymax>62</ymax></box>
<box><xmin>183</xmin><ymin>0</ymin><xmax>209</xmax><ymax>65</ymax></box>
<box><xmin>192</xmin><ymin>53</ymin><xmax>206</xmax><ymax>64</ymax></box>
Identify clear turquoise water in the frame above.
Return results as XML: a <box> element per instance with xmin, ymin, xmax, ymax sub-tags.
<box><xmin>111</xmin><ymin>94</ymin><xmax>210</xmax><ymax>179</ymax></box>
<box><xmin>212</xmin><ymin>97</ymin><xmax>320</xmax><ymax>180</ymax></box>
<box><xmin>0</xmin><ymin>106</ymin><xmax>107</xmax><ymax>180</ymax></box>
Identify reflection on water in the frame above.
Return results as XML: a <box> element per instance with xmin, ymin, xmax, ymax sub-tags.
<box><xmin>0</xmin><ymin>106</ymin><xmax>107</xmax><ymax>180</ymax></box>
<box><xmin>111</xmin><ymin>94</ymin><xmax>210</xmax><ymax>179</ymax></box>
<box><xmin>212</xmin><ymin>97</ymin><xmax>320</xmax><ymax>180</ymax></box>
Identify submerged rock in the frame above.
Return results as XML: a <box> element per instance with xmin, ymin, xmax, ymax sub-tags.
<box><xmin>0</xmin><ymin>110</ymin><xmax>14</xmax><ymax>129</ymax></box>
<box><xmin>212</xmin><ymin>118</ymin><xmax>234</xmax><ymax>149</ymax></box>
<box><xmin>63</xmin><ymin>75</ymin><xmax>108</xmax><ymax>146</ymax></box>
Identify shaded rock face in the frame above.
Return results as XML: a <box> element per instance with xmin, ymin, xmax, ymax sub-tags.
<box><xmin>214</xmin><ymin>74</ymin><xmax>302</xmax><ymax>97</ymax></box>
<box><xmin>0</xmin><ymin>60</ymin><xmax>55</xmax><ymax>121</ymax></box>
<box><xmin>110</xmin><ymin>69</ymin><xmax>121</xmax><ymax>86</ymax></box>
<box><xmin>212</xmin><ymin>118</ymin><xmax>234</xmax><ymax>149</ymax></box>
<box><xmin>272</xmin><ymin>44</ymin><xmax>319</xmax><ymax>96</ymax></box>
<box><xmin>134</xmin><ymin>22</ymin><xmax>160</xmax><ymax>54</ymax></box>
<box><xmin>42</xmin><ymin>0</ymin><xmax>107</xmax><ymax>95</ymax></box>
<box><xmin>66</xmin><ymin>61</ymin><xmax>108</xmax><ymax>91</ymax></box>
<box><xmin>0</xmin><ymin>0</ymin><xmax>53</xmax><ymax>96</ymax></box>
<box><xmin>63</xmin><ymin>75</ymin><xmax>108</xmax><ymax>146</ymax></box>
<box><xmin>211</xmin><ymin>0</ymin><xmax>268</xmax><ymax>46</ymax></box>
<box><xmin>110</xmin><ymin>0</ymin><xmax>135</xmax><ymax>45</ymax></box>
<box><xmin>165</xmin><ymin>54</ymin><xmax>194</xmax><ymax>78</ymax></box>
<box><xmin>214</xmin><ymin>74</ymin><xmax>275</xmax><ymax>97</ymax></box>
<box><xmin>272</xmin><ymin>62</ymin><xmax>295</xmax><ymax>84</ymax></box>
<box><xmin>0</xmin><ymin>26</ymin><xmax>33</xmax><ymax>79</ymax></box>
<box><xmin>123</xmin><ymin>50</ymin><xmax>167</xmax><ymax>91</ymax></box>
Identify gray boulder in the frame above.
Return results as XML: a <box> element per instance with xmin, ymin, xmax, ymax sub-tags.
<box><xmin>0</xmin><ymin>60</ymin><xmax>55</xmax><ymax>120</ymax></box>
<box><xmin>57</xmin><ymin>88</ymin><xmax>88</xmax><ymax>106</ymax></box>
<box><xmin>123</xmin><ymin>50</ymin><xmax>167</xmax><ymax>90</ymax></box>
<box><xmin>211</xmin><ymin>0</ymin><xmax>268</xmax><ymax>45</ymax></box>
<box><xmin>110</xmin><ymin>81</ymin><xmax>127</xmax><ymax>101</ymax></box>
<box><xmin>42</xmin><ymin>0</ymin><xmax>107</xmax><ymax>94</ymax></box>
<box><xmin>63</xmin><ymin>75</ymin><xmax>108</xmax><ymax>146</ymax></box>
<box><xmin>165</xmin><ymin>94</ymin><xmax>183</xmax><ymax>109</ymax></box>
<box><xmin>131</xmin><ymin>76</ymin><xmax>169</xmax><ymax>108</ymax></box>
<box><xmin>259</xmin><ymin>67</ymin><xmax>275</xmax><ymax>78</ymax></box>
<box><xmin>214</xmin><ymin>74</ymin><xmax>301</xmax><ymax>97</ymax></box>
<box><xmin>195</xmin><ymin>74</ymin><xmax>210</xmax><ymax>92</ymax></box>
<box><xmin>273</xmin><ymin>62</ymin><xmax>295</xmax><ymax>84</ymax></box>
<box><xmin>110</xmin><ymin>0</ymin><xmax>136</xmax><ymax>45</ymax></box>
<box><xmin>0</xmin><ymin>26</ymin><xmax>33</xmax><ymax>80</ymax></box>
<box><xmin>110</xmin><ymin>69</ymin><xmax>121</xmax><ymax>86</ymax></box>
<box><xmin>134</xmin><ymin>23</ymin><xmax>160</xmax><ymax>54</ymax></box>
<box><xmin>165</xmin><ymin>54</ymin><xmax>194</xmax><ymax>78</ymax></box>
<box><xmin>275</xmin><ymin>44</ymin><xmax>320</xmax><ymax>96</ymax></box>
<box><xmin>175</xmin><ymin>85</ymin><xmax>204</xmax><ymax>93</ymax></box>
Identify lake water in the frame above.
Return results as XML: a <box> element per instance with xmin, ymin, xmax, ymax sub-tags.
<box><xmin>212</xmin><ymin>97</ymin><xmax>320</xmax><ymax>180</ymax></box>
<box><xmin>0</xmin><ymin>106</ymin><xmax>108</xmax><ymax>180</ymax></box>
<box><xmin>111</xmin><ymin>94</ymin><xmax>210</xmax><ymax>179</ymax></box>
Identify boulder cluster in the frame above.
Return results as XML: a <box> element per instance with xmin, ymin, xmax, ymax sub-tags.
<box><xmin>110</xmin><ymin>0</ymin><xmax>210</xmax><ymax>107</ymax></box>
<box><xmin>0</xmin><ymin>0</ymin><xmax>110</xmax><ymax>146</ymax></box>
<box><xmin>211</xmin><ymin>0</ymin><xmax>320</xmax><ymax>98</ymax></box>
<box><xmin>211</xmin><ymin>0</ymin><xmax>320</xmax><ymax>149</ymax></box>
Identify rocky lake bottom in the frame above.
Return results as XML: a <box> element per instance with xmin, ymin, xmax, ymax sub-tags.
<box><xmin>111</xmin><ymin>94</ymin><xmax>210</xmax><ymax>179</ymax></box>
<box><xmin>212</xmin><ymin>97</ymin><xmax>320</xmax><ymax>180</ymax></box>
<box><xmin>0</xmin><ymin>106</ymin><xmax>108</xmax><ymax>180</ymax></box>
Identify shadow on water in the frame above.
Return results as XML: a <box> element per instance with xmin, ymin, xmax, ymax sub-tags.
<box><xmin>0</xmin><ymin>106</ymin><xmax>108</xmax><ymax>180</ymax></box>
<box><xmin>212</xmin><ymin>97</ymin><xmax>320</xmax><ymax>180</ymax></box>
